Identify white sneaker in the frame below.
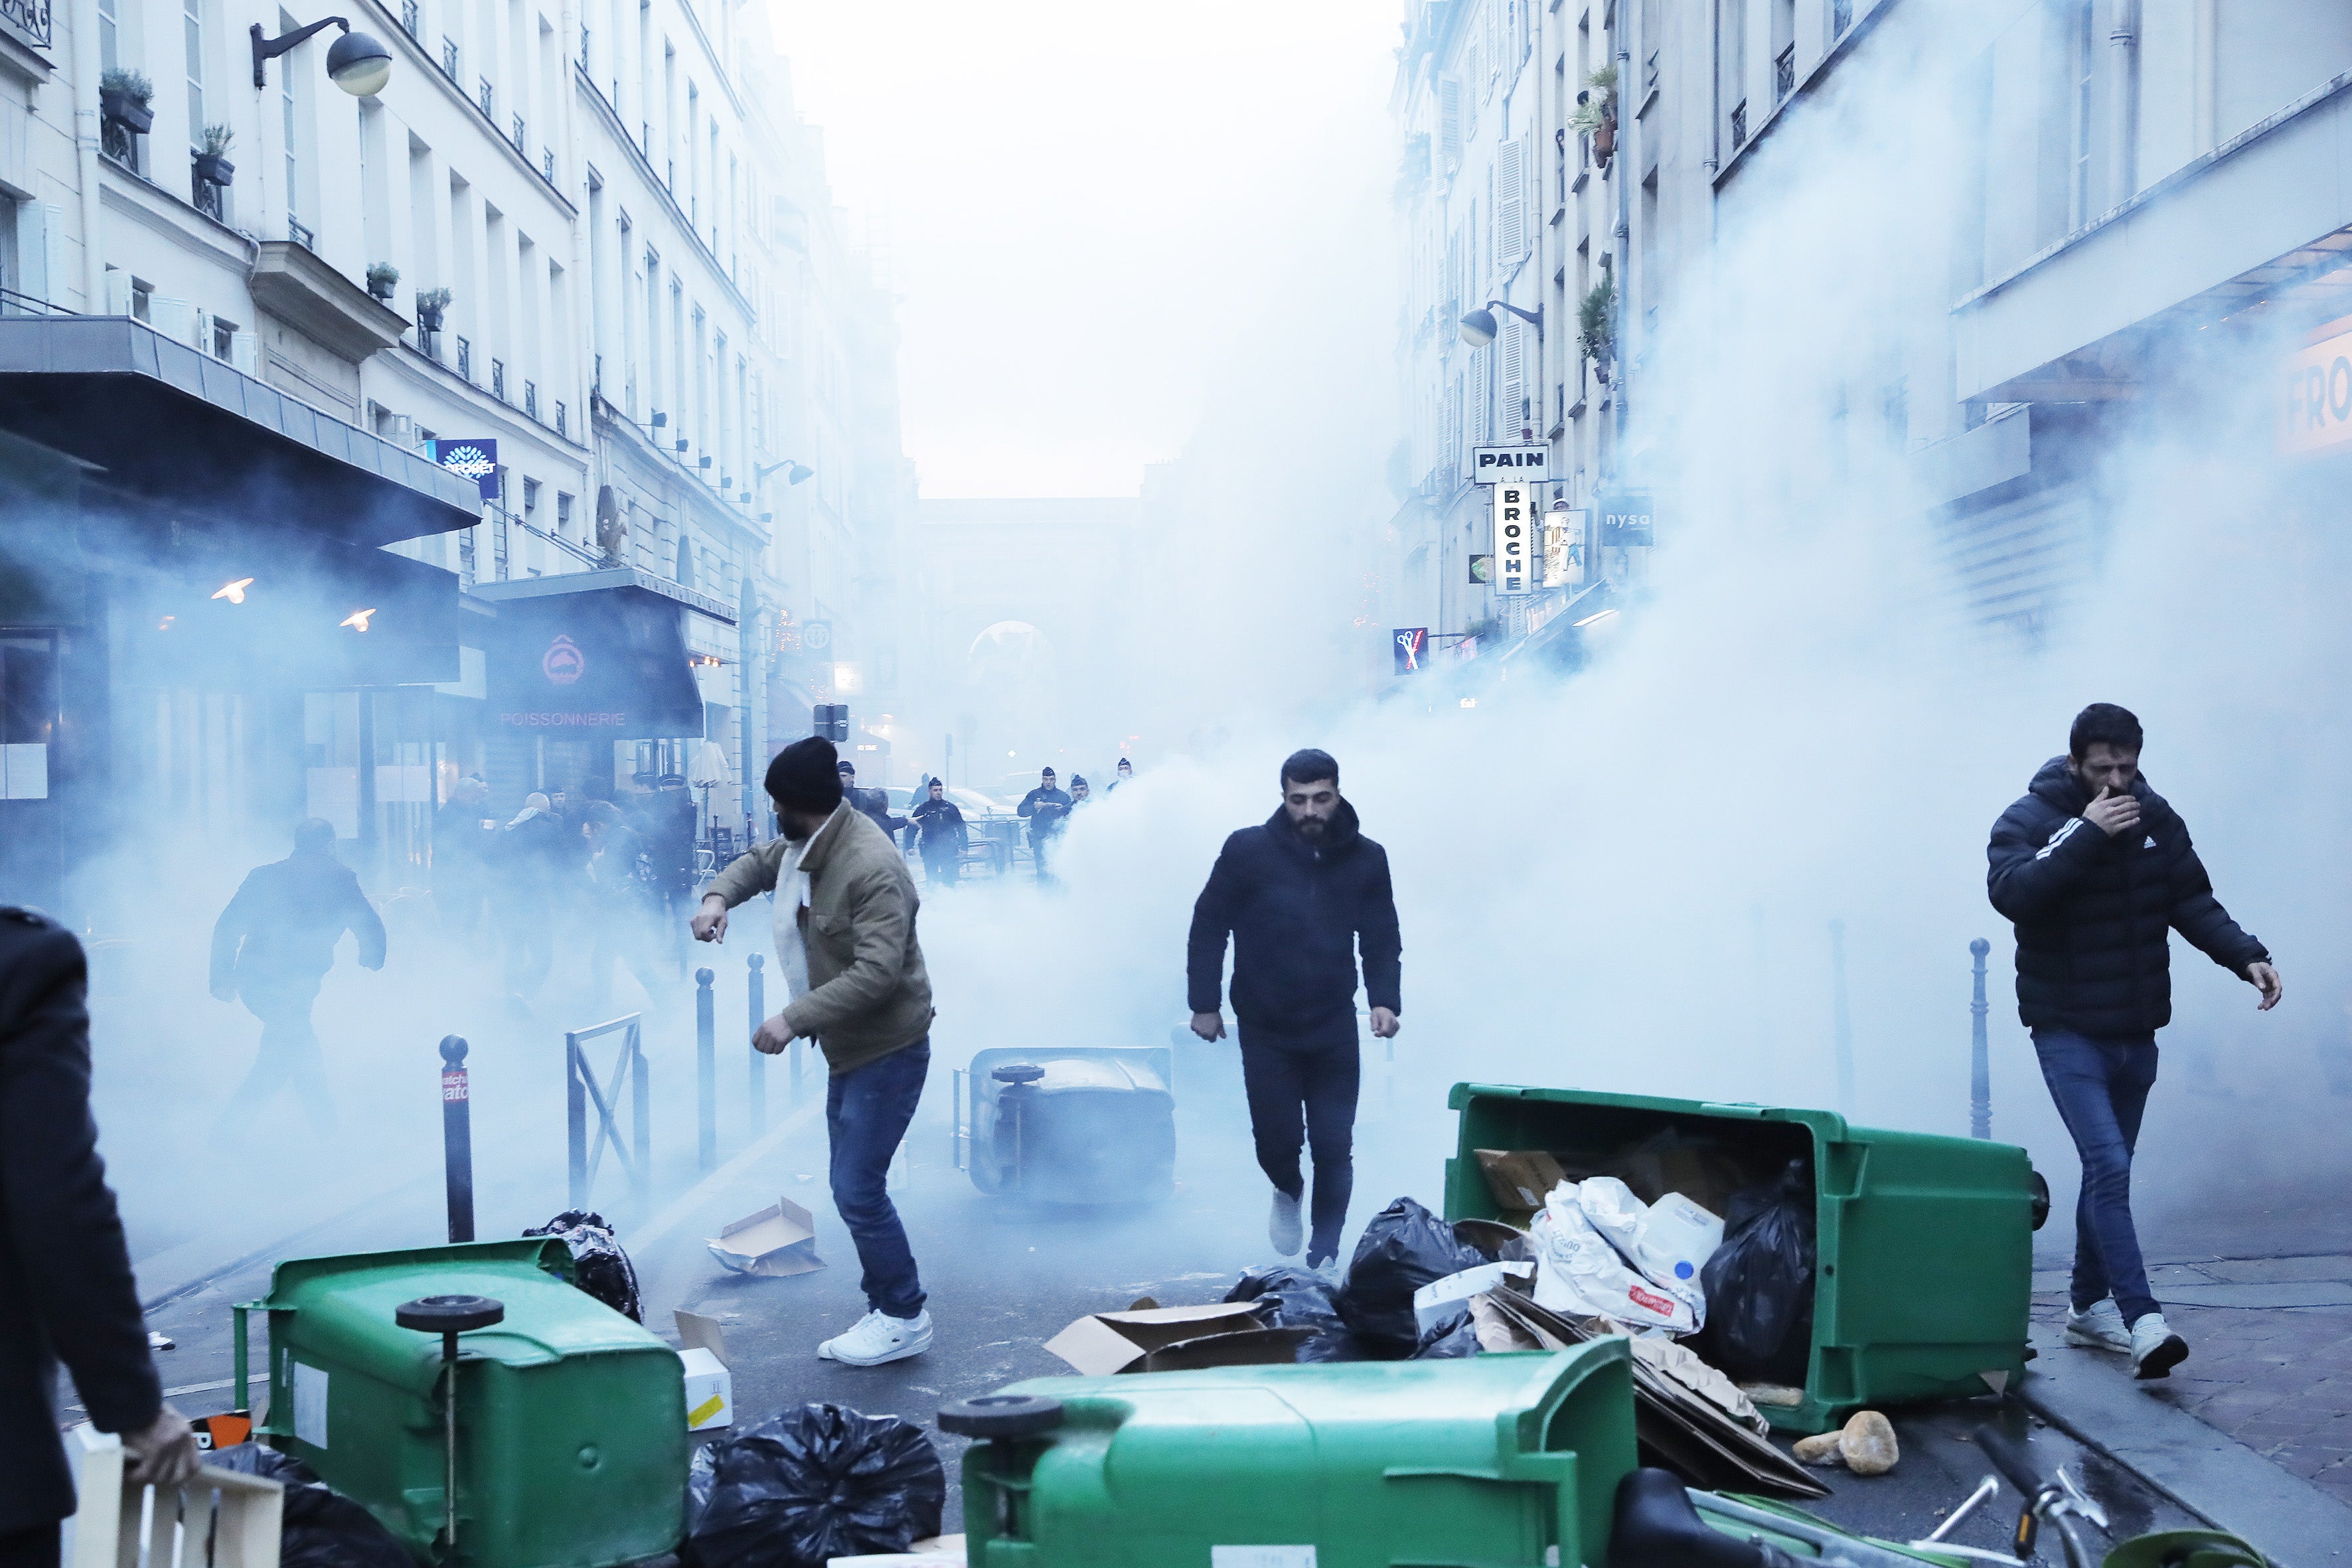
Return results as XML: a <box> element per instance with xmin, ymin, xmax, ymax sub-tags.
<box><xmin>1268</xmin><ymin>1189</ymin><xmax>1304</xmax><ymax>1257</ymax></box>
<box><xmin>2130</xmin><ymin>1311</ymin><xmax>2189</xmax><ymax>1379</ymax></box>
<box><xmin>818</xmin><ymin>1308</ymin><xmax>933</xmax><ymax>1367</ymax></box>
<box><xmin>2065</xmin><ymin>1299</ymin><xmax>2132</xmax><ymax>1352</ymax></box>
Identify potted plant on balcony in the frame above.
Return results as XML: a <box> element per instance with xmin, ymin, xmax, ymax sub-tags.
<box><xmin>367</xmin><ymin>262</ymin><xmax>400</xmax><ymax>304</ymax></box>
<box><xmin>1568</xmin><ymin>63</ymin><xmax>1618</xmax><ymax>172</ymax></box>
<box><xmin>414</xmin><ymin>286</ymin><xmax>451</xmax><ymax>333</ymax></box>
<box><xmin>193</xmin><ymin>124</ymin><xmax>235</xmax><ymax>188</ymax></box>
<box><xmin>1578</xmin><ymin>267</ymin><xmax>1616</xmax><ymax>388</ymax></box>
<box><xmin>100</xmin><ymin>68</ymin><xmax>155</xmax><ymax>133</ymax></box>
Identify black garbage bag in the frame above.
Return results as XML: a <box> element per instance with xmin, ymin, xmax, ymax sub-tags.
<box><xmin>522</xmin><ymin>1209</ymin><xmax>643</xmax><ymax>1322</ymax></box>
<box><xmin>1411</xmin><ymin>1306</ymin><xmax>1480</xmax><ymax>1359</ymax></box>
<box><xmin>1691</xmin><ymin>1159</ymin><xmax>1816</xmax><ymax>1384</ymax></box>
<box><xmin>1340</xmin><ymin>1197</ymin><xmax>1488</xmax><ymax>1358</ymax></box>
<box><xmin>1224</xmin><ymin>1265</ymin><xmax>1371</xmax><ymax>1362</ymax></box>
<box><xmin>204</xmin><ymin>1445</ymin><xmax>411</xmax><ymax>1568</ymax></box>
<box><xmin>684</xmin><ymin>1403</ymin><xmax>946</xmax><ymax>1568</ymax></box>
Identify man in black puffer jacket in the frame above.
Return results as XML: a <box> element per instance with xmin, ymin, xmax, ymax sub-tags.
<box><xmin>1189</xmin><ymin>748</ymin><xmax>1401</xmax><ymax>1269</ymax></box>
<box><xmin>1988</xmin><ymin>702</ymin><xmax>2280</xmax><ymax>1380</ymax></box>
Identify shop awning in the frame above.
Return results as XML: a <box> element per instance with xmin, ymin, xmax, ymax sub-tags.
<box><xmin>470</xmin><ymin>573</ymin><xmax>717</xmax><ymax>740</ymax></box>
<box><xmin>0</xmin><ymin>315</ymin><xmax>481</xmax><ymax>546</ymax></box>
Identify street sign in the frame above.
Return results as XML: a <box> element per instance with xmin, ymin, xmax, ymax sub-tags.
<box><xmin>1470</xmin><ymin>444</ymin><xmax>1551</xmax><ymax>484</ymax></box>
<box><xmin>803</xmin><ymin>619</ymin><xmax>833</xmax><ymax>653</ymax></box>
<box><xmin>1492</xmin><ymin>483</ymin><xmax>1535</xmax><ymax>595</ymax></box>
<box><xmin>1468</xmin><ymin>554</ymin><xmax>1493</xmax><ymax>584</ymax></box>
<box><xmin>1391</xmin><ymin>627</ymin><xmax>1428</xmax><ymax>674</ymax></box>
<box><xmin>1598</xmin><ymin>490</ymin><xmax>1654</xmax><ymax>548</ymax></box>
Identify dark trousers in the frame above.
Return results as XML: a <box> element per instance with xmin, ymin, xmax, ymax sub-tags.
<box><xmin>2033</xmin><ymin>1027</ymin><xmax>2160</xmax><ymax>1324</ymax></box>
<box><xmin>920</xmin><ymin>846</ymin><xmax>959</xmax><ymax>888</ymax></box>
<box><xmin>222</xmin><ymin>975</ymin><xmax>334</xmax><ymax>1137</ymax></box>
<box><xmin>0</xmin><ymin>1521</ymin><xmax>58</xmax><ymax>1568</ymax></box>
<box><xmin>1239</xmin><ymin>1017</ymin><xmax>1362</xmax><ymax>1261</ymax></box>
<box><xmin>828</xmin><ymin>1039</ymin><xmax>930</xmax><ymax>1318</ymax></box>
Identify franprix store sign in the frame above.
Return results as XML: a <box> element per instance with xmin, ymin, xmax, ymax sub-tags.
<box><xmin>2282</xmin><ymin>327</ymin><xmax>2352</xmax><ymax>456</ymax></box>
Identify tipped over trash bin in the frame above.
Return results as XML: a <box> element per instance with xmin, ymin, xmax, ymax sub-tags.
<box><xmin>955</xmin><ymin>1047</ymin><xmax>1175</xmax><ymax>1203</ymax></box>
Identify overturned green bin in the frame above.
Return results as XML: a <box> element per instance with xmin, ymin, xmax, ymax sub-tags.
<box><xmin>950</xmin><ymin>1339</ymin><xmax>1636</xmax><ymax>1568</ymax></box>
<box><xmin>1445</xmin><ymin>1082</ymin><xmax>2036</xmax><ymax>1435</ymax></box>
<box><xmin>238</xmin><ymin>1238</ymin><xmax>688</xmax><ymax>1567</ymax></box>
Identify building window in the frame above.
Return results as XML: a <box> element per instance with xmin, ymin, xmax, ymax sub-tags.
<box><xmin>98</xmin><ymin>0</ymin><xmax>118</xmax><ymax>70</ymax></box>
<box><xmin>212</xmin><ymin>318</ymin><xmax>235</xmax><ymax>360</ymax></box>
<box><xmin>2070</xmin><ymin>0</ymin><xmax>2094</xmax><ymax>226</ymax></box>
<box><xmin>441</xmin><ymin>37</ymin><xmax>459</xmax><ymax>78</ymax></box>
<box><xmin>455</xmin><ymin>335</ymin><xmax>472</xmax><ymax>379</ymax></box>
<box><xmin>183</xmin><ymin>0</ymin><xmax>205</xmax><ymax>151</ymax></box>
<box><xmin>282</xmin><ymin>43</ymin><xmax>301</xmax><ymax>235</ymax></box>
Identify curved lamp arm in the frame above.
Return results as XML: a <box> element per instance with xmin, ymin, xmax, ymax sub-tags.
<box><xmin>252</xmin><ymin>16</ymin><xmax>349</xmax><ymax>88</ymax></box>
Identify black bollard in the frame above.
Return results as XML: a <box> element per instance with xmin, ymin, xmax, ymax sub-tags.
<box><xmin>696</xmin><ymin>967</ymin><xmax>716</xmax><ymax>1172</ymax></box>
<box><xmin>747</xmin><ymin>952</ymin><xmax>767</xmax><ymax>1137</ymax></box>
<box><xmin>439</xmin><ymin>1035</ymin><xmax>475</xmax><ymax>1243</ymax></box>
<box><xmin>1970</xmin><ymin>937</ymin><xmax>1992</xmax><ymax>1138</ymax></box>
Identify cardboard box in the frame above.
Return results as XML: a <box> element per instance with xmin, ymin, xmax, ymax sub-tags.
<box><xmin>1475</xmin><ymin>1148</ymin><xmax>1569</xmax><ymax>1217</ymax></box>
<box><xmin>1140</xmin><ymin>1326</ymin><xmax>1310</xmax><ymax>1373</ymax></box>
<box><xmin>676</xmin><ymin>1310</ymin><xmax>734</xmax><ymax>1431</ymax></box>
<box><xmin>1042</xmin><ymin>1300</ymin><xmax>1271</xmax><ymax>1375</ymax></box>
<box><xmin>62</xmin><ymin>1425</ymin><xmax>284</xmax><ymax>1568</ymax></box>
<box><xmin>1413</xmin><ymin>1261</ymin><xmax>1535</xmax><ymax>1328</ymax></box>
<box><xmin>707</xmin><ymin>1197</ymin><xmax>826</xmax><ymax>1277</ymax></box>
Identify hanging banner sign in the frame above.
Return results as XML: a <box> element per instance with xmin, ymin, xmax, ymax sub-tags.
<box><xmin>1392</xmin><ymin>627</ymin><xmax>1428</xmax><ymax>674</ymax></box>
<box><xmin>1470</xmin><ymin>445</ymin><xmax>1551</xmax><ymax>483</ymax></box>
<box><xmin>1492</xmin><ymin>483</ymin><xmax>1535</xmax><ymax>595</ymax></box>
<box><xmin>428</xmin><ymin>438</ymin><xmax>500</xmax><ymax>501</ymax></box>
<box><xmin>1599</xmin><ymin>489</ymin><xmax>1655</xmax><ymax>548</ymax></box>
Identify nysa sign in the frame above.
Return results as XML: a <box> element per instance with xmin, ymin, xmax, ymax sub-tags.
<box><xmin>1470</xmin><ymin>445</ymin><xmax>1551</xmax><ymax>483</ymax></box>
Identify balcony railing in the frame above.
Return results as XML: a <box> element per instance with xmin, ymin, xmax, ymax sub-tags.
<box><xmin>510</xmin><ymin>114</ymin><xmax>526</xmax><ymax>151</ymax></box>
<box><xmin>491</xmin><ymin>358</ymin><xmax>507</xmax><ymax>401</ymax></box>
<box><xmin>0</xmin><ymin>285</ymin><xmax>66</xmax><ymax>317</ymax></box>
<box><xmin>1832</xmin><ymin>0</ymin><xmax>1853</xmax><ymax>37</ymax></box>
<box><xmin>1775</xmin><ymin>44</ymin><xmax>1795</xmax><ymax>102</ymax></box>
<box><xmin>542</xmin><ymin>148</ymin><xmax>556</xmax><ymax>181</ymax></box>
<box><xmin>523</xmin><ymin>379</ymin><xmax>538</xmax><ymax>420</ymax></box>
<box><xmin>289</xmin><ymin>218</ymin><xmax>315</xmax><ymax>250</ymax></box>
<box><xmin>2</xmin><ymin>0</ymin><xmax>53</xmax><ymax>45</ymax></box>
<box><xmin>478</xmin><ymin>80</ymin><xmax>493</xmax><ymax>118</ymax></box>
<box><xmin>399</xmin><ymin>0</ymin><xmax>417</xmax><ymax>39</ymax></box>
<box><xmin>455</xmin><ymin>335</ymin><xmax>473</xmax><ymax>380</ymax></box>
<box><xmin>1729</xmin><ymin>99</ymin><xmax>1748</xmax><ymax>148</ymax></box>
<box><xmin>554</xmin><ymin>400</ymin><xmax>568</xmax><ymax>437</ymax></box>
<box><xmin>441</xmin><ymin>39</ymin><xmax>458</xmax><ymax>79</ymax></box>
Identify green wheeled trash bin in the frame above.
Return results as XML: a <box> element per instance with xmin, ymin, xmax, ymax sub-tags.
<box><xmin>238</xmin><ymin>1238</ymin><xmax>690</xmax><ymax>1567</ymax></box>
<box><xmin>946</xmin><ymin>1338</ymin><xmax>1637</xmax><ymax>1568</ymax></box>
<box><xmin>1444</xmin><ymin>1082</ymin><xmax>2039</xmax><ymax>1435</ymax></box>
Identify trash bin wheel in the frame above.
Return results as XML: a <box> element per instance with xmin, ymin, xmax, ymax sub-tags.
<box><xmin>991</xmin><ymin>1063</ymin><xmax>1047</xmax><ymax>1086</ymax></box>
<box><xmin>2027</xmin><ymin>1169</ymin><xmax>2051</xmax><ymax>1231</ymax></box>
<box><xmin>939</xmin><ymin>1393</ymin><xmax>1063</xmax><ymax>1439</ymax></box>
<box><xmin>395</xmin><ymin>1294</ymin><xmax>507</xmax><ymax>1333</ymax></box>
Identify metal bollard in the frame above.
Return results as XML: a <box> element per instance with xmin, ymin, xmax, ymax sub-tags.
<box><xmin>1970</xmin><ymin>937</ymin><xmax>1992</xmax><ymax>1138</ymax></box>
<box><xmin>440</xmin><ymin>1035</ymin><xmax>475</xmax><ymax>1243</ymax></box>
<box><xmin>696</xmin><ymin>967</ymin><xmax>717</xmax><ymax>1172</ymax></box>
<box><xmin>747</xmin><ymin>952</ymin><xmax>766</xmax><ymax>1137</ymax></box>
<box><xmin>1829</xmin><ymin>918</ymin><xmax>1855</xmax><ymax>1117</ymax></box>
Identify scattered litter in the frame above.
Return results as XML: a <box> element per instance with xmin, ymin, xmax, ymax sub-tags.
<box><xmin>707</xmin><ymin>1198</ymin><xmax>826</xmax><ymax>1279</ymax></box>
<box><xmin>676</xmin><ymin>1310</ymin><xmax>735</xmax><ymax>1432</ymax></box>
<box><xmin>522</xmin><ymin>1210</ymin><xmax>643</xmax><ymax>1322</ymax></box>
<box><xmin>1623</xmin><ymin>1336</ymin><xmax>1766</xmax><ymax>1435</ymax></box>
<box><xmin>1340</xmin><ymin>1196</ymin><xmax>1489</xmax><ymax>1356</ymax></box>
<box><xmin>1529</xmin><ymin>1186</ymin><xmax>1699</xmax><ymax>1333</ymax></box>
<box><xmin>206</xmin><ymin>1445</ymin><xmax>410</xmax><ymax>1568</ymax></box>
<box><xmin>1411</xmin><ymin>1307</ymin><xmax>1480</xmax><ymax>1359</ymax></box>
<box><xmin>1469</xmin><ymin>1293</ymin><xmax>1541</xmax><ymax>1352</ymax></box>
<box><xmin>1740</xmin><ymin>1383</ymin><xmax>1806</xmax><ymax>1409</ymax></box>
<box><xmin>1473</xmin><ymin>1149</ymin><xmax>1569</xmax><ymax>1221</ymax></box>
<box><xmin>685</xmin><ymin>1405</ymin><xmax>945</xmax><ymax>1568</ymax></box>
<box><xmin>1691</xmin><ymin>1161</ymin><xmax>1815</xmax><ymax>1385</ymax></box>
<box><xmin>1413</xmin><ymin>1261</ymin><xmax>1534</xmax><ymax>1329</ymax></box>
<box><xmin>1225</xmin><ymin>1265</ymin><xmax>1366</xmax><ymax>1362</ymax></box>
<box><xmin>1042</xmin><ymin>1301</ymin><xmax>1273</xmax><ymax>1375</ymax></box>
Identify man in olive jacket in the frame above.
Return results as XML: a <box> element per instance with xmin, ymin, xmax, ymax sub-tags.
<box><xmin>695</xmin><ymin>736</ymin><xmax>935</xmax><ymax>1367</ymax></box>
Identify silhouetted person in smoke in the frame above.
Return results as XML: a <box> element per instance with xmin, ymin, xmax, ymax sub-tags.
<box><xmin>4</xmin><ymin>908</ymin><xmax>202</xmax><ymax>1563</ymax></box>
<box><xmin>432</xmin><ymin>776</ymin><xmax>495</xmax><ymax>940</ymax></box>
<box><xmin>1017</xmin><ymin>767</ymin><xmax>1073</xmax><ymax>878</ymax></box>
<box><xmin>1988</xmin><ymin>702</ymin><xmax>2282</xmax><ymax>1381</ymax></box>
<box><xmin>838</xmin><ymin>759</ymin><xmax>909</xmax><ymax>847</ymax></box>
<box><xmin>208</xmin><ymin>819</ymin><xmax>387</xmax><ymax>1139</ymax></box>
<box><xmin>909</xmin><ymin>777</ymin><xmax>968</xmax><ymax>890</ymax></box>
<box><xmin>1068</xmin><ymin>775</ymin><xmax>1092</xmax><ymax>807</ymax></box>
<box><xmin>1188</xmin><ymin>749</ymin><xmax>1400</xmax><ymax>1269</ymax></box>
<box><xmin>584</xmin><ymin>801</ymin><xmax>666</xmax><ymax>1008</ymax></box>
<box><xmin>493</xmin><ymin>793</ymin><xmax>566</xmax><ymax>996</ymax></box>
<box><xmin>694</xmin><ymin>736</ymin><xmax>937</xmax><ymax>1368</ymax></box>
<box><xmin>1109</xmin><ymin>757</ymin><xmax>1135</xmax><ymax>791</ymax></box>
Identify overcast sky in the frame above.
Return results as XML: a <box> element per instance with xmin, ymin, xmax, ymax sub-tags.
<box><xmin>765</xmin><ymin>1</ymin><xmax>1401</xmax><ymax>499</ymax></box>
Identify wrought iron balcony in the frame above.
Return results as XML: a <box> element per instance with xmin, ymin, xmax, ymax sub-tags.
<box><xmin>1</xmin><ymin>0</ymin><xmax>52</xmax><ymax>46</ymax></box>
<box><xmin>1775</xmin><ymin>44</ymin><xmax>1795</xmax><ymax>102</ymax></box>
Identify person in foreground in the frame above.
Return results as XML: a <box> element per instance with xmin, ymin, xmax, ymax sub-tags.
<box><xmin>695</xmin><ymin>737</ymin><xmax>936</xmax><ymax>1366</ymax></box>
<box><xmin>1188</xmin><ymin>748</ymin><xmax>1401</xmax><ymax>1269</ymax></box>
<box><xmin>4</xmin><ymin>908</ymin><xmax>200</xmax><ymax>1568</ymax></box>
<box><xmin>1988</xmin><ymin>702</ymin><xmax>2281</xmax><ymax>1381</ymax></box>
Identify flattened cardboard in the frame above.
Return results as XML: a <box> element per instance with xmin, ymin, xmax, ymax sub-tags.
<box><xmin>707</xmin><ymin>1197</ymin><xmax>826</xmax><ymax>1277</ymax></box>
<box><xmin>1474</xmin><ymin>1149</ymin><xmax>1569</xmax><ymax>1216</ymax></box>
<box><xmin>1042</xmin><ymin>1300</ymin><xmax>1271</xmax><ymax>1375</ymax></box>
<box><xmin>1142</xmin><ymin>1326</ymin><xmax>1309</xmax><ymax>1372</ymax></box>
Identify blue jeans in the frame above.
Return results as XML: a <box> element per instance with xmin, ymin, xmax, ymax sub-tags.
<box><xmin>2032</xmin><ymin>1027</ymin><xmax>2159</xmax><ymax>1324</ymax></box>
<box><xmin>827</xmin><ymin>1039</ymin><xmax>929</xmax><ymax>1318</ymax></box>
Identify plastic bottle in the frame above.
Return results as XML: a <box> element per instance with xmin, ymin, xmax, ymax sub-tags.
<box><xmin>1636</xmin><ymin>1192</ymin><xmax>1726</xmax><ymax>1286</ymax></box>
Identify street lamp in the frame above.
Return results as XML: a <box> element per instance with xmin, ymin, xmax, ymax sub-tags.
<box><xmin>755</xmin><ymin>459</ymin><xmax>814</xmax><ymax>486</ymax></box>
<box><xmin>1458</xmin><ymin>299</ymin><xmax>1545</xmax><ymax>347</ymax></box>
<box><xmin>252</xmin><ymin>17</ymin><xmax>392</xmax><ymax>96</ymax></box>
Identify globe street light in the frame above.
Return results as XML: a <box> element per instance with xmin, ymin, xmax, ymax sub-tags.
<box><xmin>252</xmin><ymin>17</ymin><xmax>392</xmax><ymax>97</ymax></box>
<box><xmin>1457</xmin><ymin>299</ymin><xmax>1545</xmax><ymax>347</ymax></box>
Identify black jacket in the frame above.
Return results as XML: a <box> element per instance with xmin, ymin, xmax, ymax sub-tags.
<box><xmin>910</xmin><ymin>798</ymin><xmax>968</xmax><ymax>850</ymax></box>
<box><xmin>209</xmin><ymin>850</ymin><xmax>388</xmax><ymax>994</ymax></box>
<box><xmin>1988</xmin><ymin>756</ymin><xmax>2268</xmax><ymax>1036</ymax></box>
<box><xmin>1</xmin><ymin>911</ymin><xmax>162</xmax><ymax>1531</ymax></box>
<box><xmin>1018</xmin><ymin>786</ymin><xmax>1072</xmax><ymax>834</ymax></box>
<box><xmin>1188</xmin><ymin>801</ymin><xmax>1403</xmax><ymax>1034</ymax></box>
<box><xmin>847</xmin><ymin>786</ymin><xmax>908</xmax><ymax>842</ymax></box>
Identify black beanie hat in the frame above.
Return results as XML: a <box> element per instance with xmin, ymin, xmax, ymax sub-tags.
<box><xmin>765</xmin><ymin>736</ymin><xmax>844</xmax><ymax>812</ymax></box>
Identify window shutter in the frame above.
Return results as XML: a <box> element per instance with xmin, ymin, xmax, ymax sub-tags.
<box><xmin>1495</xmin><ymin>137</ymin><xmax>1525</xmax><ymax>266</ymax></box>
<box><xmin>1439</xmin><ymin>76</ymin><xmax>1463</xmax><ymax>170</ymax></box>
<box><xmin>1500</xmin><ymin>321</ymin><xmax>1524</xmax><ymax>439</ymax></box>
